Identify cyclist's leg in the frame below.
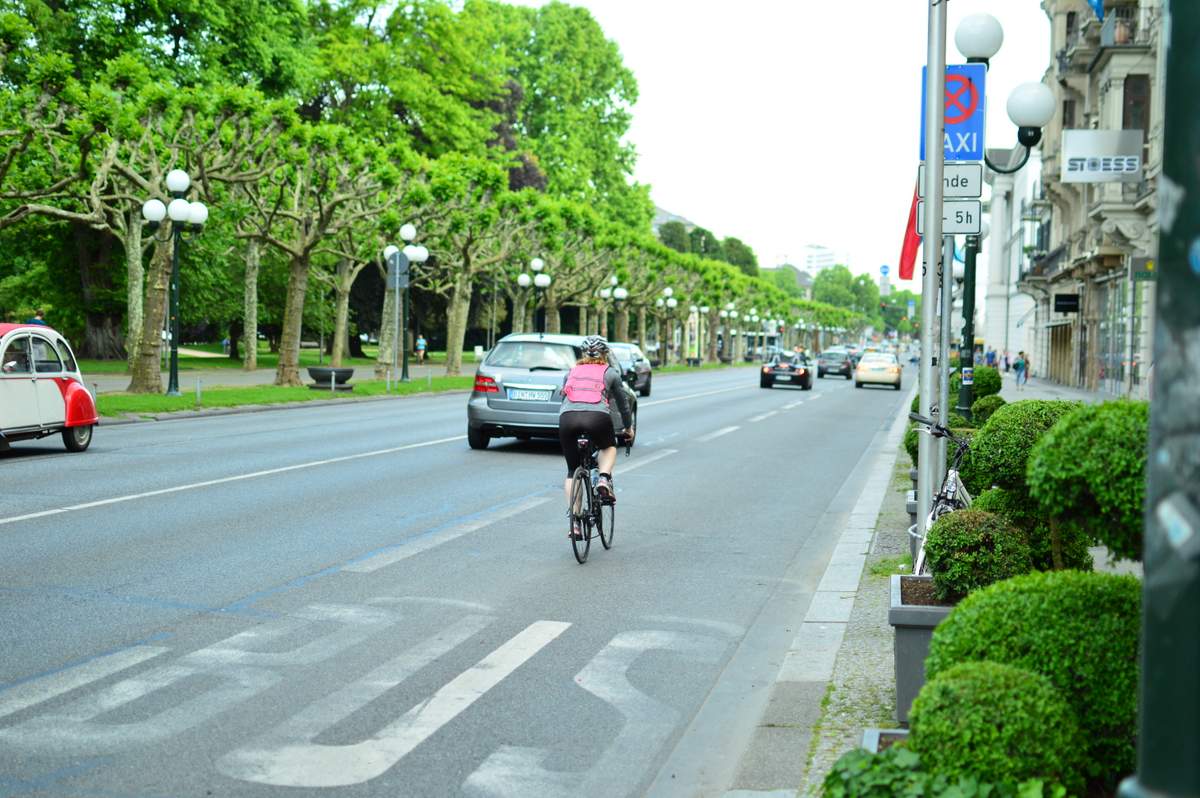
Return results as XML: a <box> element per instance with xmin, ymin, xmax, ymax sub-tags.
<box><xmin>559</xmin><ymin>413</ymin><xmax>586</xmax><ymax>513</ymax></box>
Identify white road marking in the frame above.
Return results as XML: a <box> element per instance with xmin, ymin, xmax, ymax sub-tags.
<box><xmin>640</xmin><ymin>383</ymin><xmax>746</xmax><ymax>408</ymax></box>
<box><xmin>0</xmin><ymin>645</ymin><xmax>168</xmax><ymax>721</ymax></box>
<box><xmin>345</xmin><ymin>496</ymin><xmax>550</xmax><ymax>573</ymax></box>
<box><xmin>0</xmin><ymin>435</ymin><xmax>466</xmax><ymax>528</ymax></box>
<box><xmin>748</xmin><ymin>411</ymin><xmax>777</xmax><ymax>423</ymax></box>
<box><xmin>783</xmin><ymin>400</ymin><xmax>805</xmax><ymax>409</ymax></box>
<box><xmin>697</xmin><ymin>426</ymin><xmax>739</xmax><ymax>443</ymax></box>
<box><xmin>224</xmin><ymin>620</ymin><xmax>570</xmax><ymax>787</ymax></box>
<box><xmin>219</xmin><ymin>615</ymin><xmax>492</xmax><ymax>786</ymax></box>
<box><xmin>620</xmin><ymin>448</ymin><xmax>678</xmax><ymax>475</ymax></box>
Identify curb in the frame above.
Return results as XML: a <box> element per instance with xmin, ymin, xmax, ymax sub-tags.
<box><xmin>721</xmin><ymin>387</ymin><xmax>915</xmax><ymax>796</ymax></box>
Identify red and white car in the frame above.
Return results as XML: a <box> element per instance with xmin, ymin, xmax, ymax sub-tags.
<box><xmin>0</xmin><ymin>323</ymin><xmax>98</xmax><ymax>453</ymax></box>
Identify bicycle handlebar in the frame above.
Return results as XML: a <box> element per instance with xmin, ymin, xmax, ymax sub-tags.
<box><xmin>908</xmin><ymin>411</ymin><xmax>934</xmax><ymax>426</ymax></box>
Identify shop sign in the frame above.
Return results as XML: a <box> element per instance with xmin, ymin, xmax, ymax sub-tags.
<box><xmin>1061</xmin><ymin>130</ymin><xmax>1144</xmax><ymax>183</ymax></box>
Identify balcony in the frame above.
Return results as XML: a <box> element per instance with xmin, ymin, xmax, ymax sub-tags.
<box><xmin>1100</xmin><ymin>7</ymin><xmax>1149</xmax><ymax>47</ymax></box>
<box><xmin>1025</xmin><ymin>244</ymin><xmax>1068</xmax><ymax>281</ymax></box>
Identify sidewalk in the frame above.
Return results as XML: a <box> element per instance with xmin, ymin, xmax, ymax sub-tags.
<box><xmin>997</xmin><ymin>369</ymin><xmax>1107</xmax><ymax>403</ymax></box>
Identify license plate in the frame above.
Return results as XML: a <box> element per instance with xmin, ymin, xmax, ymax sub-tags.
<box><xmin>508</xmin><ymin>388</ymin><xmax>551</xmax><ymax>401</ymax></box>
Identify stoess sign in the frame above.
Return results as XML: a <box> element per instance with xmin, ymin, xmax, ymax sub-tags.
<box><xmin>1061</xmin><ymin>130</ymin><xmax>1144</xmax><ymax>183</ymax></box>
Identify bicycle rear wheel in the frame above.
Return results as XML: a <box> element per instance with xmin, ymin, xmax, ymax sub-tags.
<box><xmin>569</xmin><ymin>469</ymin><xmax>592</xmax><ymax>564</ymax></box>
<box><xmin>598</xmin><ymin>500</ymin><xmax>614</xmax><ymax>550</ymax></box>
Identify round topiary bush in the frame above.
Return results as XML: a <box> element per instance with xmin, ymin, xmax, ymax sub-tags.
<box><xmin>970</xmin><ymin>393</ymin><xmax>1006</xmax><ymax>425</ymax></box>
<box><xmin>923</xmin><ymin>509</ymin><xmax>1033</xmax><ymax>601</ymax></box>
<box><xmin>1026</xmin><ymin>400</ymin><xmax>1149</xmax><ymax>562</ymax></box>
<box><xmin>909</xmin><ymin>661</ymin><xmax>1084</xmax><ymax>792</ymax></box>
<box><xmin>972</xmin><ymin>487</ymin><xmax>1093</xmax><ymax>572</ymax></box>
<box><xmin>961</xmin><ymin>399</ymin><xmax>1079</xmax><ymax>495</ymax></box>
<box><xmin>949</xmin><ymin>365</ymin><xmax>1001</xmax><ymax>400</ymax></box>
<box><xmin>904</xmin><ymin>423</ymin><xmax>920</xmax><ymax>467</ymax></box>
<box><xmin>905</xmin><ymin>426</ymin><xmax>976</xmax><ymax>473</ymax></box>
<box><xmin>926</xmin><ymin>570</ymin><xmax>1141</xmax><ymax>781</ymax></box>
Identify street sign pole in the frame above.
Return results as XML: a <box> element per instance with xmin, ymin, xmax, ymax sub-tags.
<box><xmin>957</xmin><ymin>235</ymin><xmax>980</xmax><ymax>421</ymax></box>
<box><xmin>938</xmin><ymin>235</ymin><xmax>954</xmax><ymax>483</ymax></box>
<box><xmin>918</xmin><ymin>0</ymin><xmax>948</xmax><ymax>544</ymax></box>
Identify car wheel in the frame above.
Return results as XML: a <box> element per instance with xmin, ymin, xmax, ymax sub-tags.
<box><xmin>894</xmin><ymin>382</ymin><xmax>902</xmax><ymax>391</ymax></box>
<box><xmin>467</xmin><ymin>426</ymin><xmax>490</xmax><ymax>450</ymax></box>
<box><xmin>803</xmin><ymin>380</ymin><xmax>813</xmax><ymax>391</ymax></box>
<box><xmin>62</xmin><ymin>424</ymin><xmax>93</xmax><ymax>452</ymax></box>
<box><xmin>855</xmin><ymin>381</ymin><xmax>863</xmax><ymax>389</ymax></box>
<box><xmin>760</xmin><ymin>378</ymin><xmax>771</xmax><ymax>388</ymax></box>
<box><xmin>639</xmin><ymin>377</ymin><xmax>651</xmax><ymax>397</ymax></box>
<box><xmin>817</xmin><ymin>369</ymin><xmax>825</xmax><ymax>379</ymax></box>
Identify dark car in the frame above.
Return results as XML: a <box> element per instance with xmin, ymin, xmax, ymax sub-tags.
<box><xmin>759</xmin><ymin>353</ymin><xmax>813</xmax><ymax>390</ymax></box>
<box><xmin>466</xmin><ymin>333</ymin><xmax>638</xmax><ymax>450</ymax></box>
<box><xmin>609</xmin><ymin>342</ymin><xmax>653</xmax><ymax>396</ymax></box>
<box><xmin>817</xmin><ymin>348</ymin><xmax>854</xmax><ymax>380</ymax></box>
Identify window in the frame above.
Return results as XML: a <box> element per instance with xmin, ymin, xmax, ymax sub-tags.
<box><xmin>1065</xmin><ymin>11</ymin><xmax>1077</xmax><ymax>40</ymax></box>
<box><xmin>1123</xmin><ymin>74</ymin><xmax>1151</xmax><ymax>163</ymax></box>
<box><xmin>31</xmin><ymin>336</ymin><xmax>63</xmax><ymax>373</ymax></box>
<box><xmin>1062</xmin><ymin>99</ymin><xmax>1076</xmax><ymax>129</ymax></box>
<box><xmin>485</xmin><ymin>341</ymin><xmax>577</xmax><ymax>370</ymax></box>
<box><xmin>2</xmin><ymin>336</ymin><xmax>31</xmax><ymax>373</ymax></box>
<box><xmin>55</xmin><ymin>339</ymin><xmax>77</xmax><ymax>372</ymax></box>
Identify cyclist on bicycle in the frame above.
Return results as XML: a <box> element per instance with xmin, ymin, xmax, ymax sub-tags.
<box><xmin>559</xmin><ymin>336</ymin><xmax>634</xmax><ymax>536</ymax></box>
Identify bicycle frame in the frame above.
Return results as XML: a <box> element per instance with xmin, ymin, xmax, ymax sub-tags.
<box><xmin>908</xmin><ymin>413</ymin><xmax>973</xmax><ymax>575</ymax></box>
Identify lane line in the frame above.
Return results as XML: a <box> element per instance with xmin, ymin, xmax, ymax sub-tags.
<box><xmin>640</xmin><ymin>384</ymin><xmax>747</xmax><ymax>408</ymax></box>
<box><xmin>345</xmin><ymin>496</ymin><xmax>550</xmax><ymax>573</ymax></box>
<box><xmin>783</xmin><ymin>400</ymin><xmax>805</xmax><ymax>409</ymax></box>
<box><xmin>620</xmin><ymin>448</ymin><xmax>678</xmax><ymax>475</ymax></box>
<box><xmin>748</xmin><ymin>411</ymin><xmax>778</xmax><ymax>423</ymax></box>
<box><xmin>697</xmin><ymin>426</ymin><xmax>739</xmax><ymax>443</ymax></box>
<box><xmin>0</xmin><ymin>645</ymin><xmax>168</xmax><ymax>720</ymax></box>
<box><xmin>0</xmin><ymin>435</ymin><xmax>466</xmax><ymax>528</ymax></box>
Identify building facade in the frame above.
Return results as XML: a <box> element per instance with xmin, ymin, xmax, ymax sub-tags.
<box><xmin>1019</xmin><ymin>0</ymin><xmax>1163</xmax><ymax>398</ymax></box>
<box><xmin>984</xmin><ymin>147</ymin><xmax>1041</xmax><ymax>366</ymax></box>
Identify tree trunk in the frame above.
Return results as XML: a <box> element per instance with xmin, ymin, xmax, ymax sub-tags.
<box><xmin>331</xmin><ymin>268</ymin><xmax>352</xmax><ymax>367</ymax></box>
<box><xmin>667</xmin><ymin>317</ymin><xmax>676</xmax><ymax>364</ymax></box>
<box><xmin>513</xmin><ymin>294</ymin><xmax>528</xmax><ymax>334</ymax></box>
<box><xmin>577</xmin><ymin>305</ymin><xmax>588</xmax><ymax>336</ymax></box>
<box><xmin>124</xmin><ymin>210</ymin><xmax>144</xmax><ymax>370</ymax></box>
<box><xmin>637</xmin><ymin>307</ymin><xmax>647</xmax><ymax>349</ymax></box>
<box><xmin>275</xmin><ymin>254</ymin><xmax>309</xmax><ymax>386</ymax></box>
<box><xmin>616</xmin><ymin>307</ymin><xmax>629</xmax><ymax>342</ymax></box>
<box><xmin>444</xmin><ymin>272</ymin><xmax>472</xmax><ymax>376</ymax></box>
<box><xmin>707</xmin><ymin>309</ymin><xmax>720</xmax><ymax>362</ymax></box>
<box><xmin>546</xmin><ymin>295</ymin><xmax>561</xmax><ymax>334</ymax></box>
<box><xmin>1048</xmin><ymin>519</ymin><xmax>1065</xmax><ymax>570</ymax></box>
<box><xmin>598</xmin><ymin>305</ymin><xmax>607</xmax><ymax>338</ymax></box>
<box><xmin>242</xmin><ymin>237</ymin><xmax>260</xmax><ymax>371</ymax></box>
<box><xmin>127</xmin><ymin>242</ymin><xmax>172</xmax><ymax>392</ymax></box>
<box><xmin>375</xmin><ymin>284</ymin><xmax>396</xmax><ymax>378</ymax></box>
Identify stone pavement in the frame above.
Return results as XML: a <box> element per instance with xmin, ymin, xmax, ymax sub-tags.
<box><xmin>996</xmin><ymin>368</ymin><xmax>1108</xmax><ymax>403</ymax></box>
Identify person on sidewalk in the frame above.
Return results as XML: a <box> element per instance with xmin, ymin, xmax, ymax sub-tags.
<box><xmin>1003</xmin><ymin>351</ymin><xmax>1011</xmax><ymax>372</ymax></box>
<box><xmin>415</xmin><ymin>334</ymin><xmax>427</xmax><ymax>363</ymax></box>
<box><xmin>985</xmin><ymin>348</ymin><xmax>996</xmax><ymax>368</ymax></box>
<box><xmin>1014</xmin><ymin>351</ymin><xmax>1027</xmax><ymax>389</ymax></box>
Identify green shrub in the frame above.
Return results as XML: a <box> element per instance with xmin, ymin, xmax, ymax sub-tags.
<box><xmin>927</xmin><ymin>571</ymin><xmax>1141</xmax><ymax>781</ymax></box>
<box><xmin>903</xmin><ymin>424</ymin><xmax>919</xmax><ymax>467</ymax></box>
<box><xmin>910</xmin><ymin>393</ymin><xmax>970</xmax><ymax>429</ymax></box>
<box><xmin>970</xmin><ymin>393</ymin><xmax>1006</xmax><ymax>425</ymax></box>
<box><xmin>972</xmin><ymin>487</ymin><xmax>1093</xmax><ymax>572</ymax></box>
<box><xmin>823</xmin><ymin>745</ymin><xmax>1068</xmax><ymax>798</ymax></box>
<box><xmin>1027</xmin><ymin>400</ymin><xmax>1149</xmax><ymax>562</ymax></box>
<box><xmin>950</xmin><ymin>365</ymin><xmax>1001</xmax><ymax>400</ymax></box>
<box><xmin>961</xmin><ymin>400</ymin><xmax>1079</xmax><ymax>495</ymax></box>
<box><xmin>905</xmin><ymin>426</ymin><xmax>976</xmax><ymax>474</ymax></box>
<box><xmin>924</xmin><ymin>509</ymin><xmax>1033</xmax><ymax>601</ymax></box>
<box><xmin>910</xmin><ymin>661</ymin><xmax>1084</xmax><ymax>792</ymax></box>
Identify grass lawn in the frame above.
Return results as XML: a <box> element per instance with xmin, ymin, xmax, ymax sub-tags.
<box><xmin>97</xmin><ymin>375</ymin><xmax>474</xmax><ymax>417</ymax></box>
<box><xmin>80</xmin><ymin>345</ymin><xmax>477</xmax><ymax>375</ymax></box>
<box><xmin>655</xmin><ymin>361</ymin><xmax>754</xmax><ymax>374</ymax></box>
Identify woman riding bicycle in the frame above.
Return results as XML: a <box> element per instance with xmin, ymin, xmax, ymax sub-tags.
<box><xmin>559</xmin><ymin>336</ymin><xmax>634</xmax><ymax>538</ymax></box>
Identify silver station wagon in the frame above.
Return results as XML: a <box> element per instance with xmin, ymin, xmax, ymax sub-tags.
<box><xmin>466</xmin><ymin>333</ymin><xmax>638</xmax><ymax>450</ymax></box>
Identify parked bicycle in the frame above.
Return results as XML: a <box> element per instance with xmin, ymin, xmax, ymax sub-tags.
<box><xmin>908</xmin><ymin>411</ymin><xmax>974</xmax><ymax>574</ymax></box>
<box><xmin>567</xmin><ymin>432</ymin><xmax>628</xmax><ymax>563</ymax></box>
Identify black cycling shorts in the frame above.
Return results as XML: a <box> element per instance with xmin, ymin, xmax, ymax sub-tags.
<box><xmin>558</xmin><ymin>410</ymin><xmax>616</xmax><ymax>475</ymax></box>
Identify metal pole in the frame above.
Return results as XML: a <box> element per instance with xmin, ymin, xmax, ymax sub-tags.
<box><xmin>918</xmin><ymin>0</ymin><xmax>947</xmax><ymax>534</ymax></box>
<box><xmin>938</xmin><ymin>235</ymin><xmax>954</xmax><ymax>482</ymax></box>
<box><xmin>957</xmin><ymin>235</ymin><xmax>979</xmax><ymax>421</ymax></box>
<box><xmin>1119</xmin><ymin>1</ymin><xmax>1200</xmax><ymax>793</ymax></box>
<box><xmin>401</xmin><ymin>284</ymin><xmax>410</xmax><ymax>381</ymax></box>
<box><xmin>167</xmin><ymin>225</ymin><xmax>181</xmax><ymax>396</ymax></box>
<box><xmin>392</xmin><ymin>279</ymin><xmax>400</xmax><ymax>384</ymax></box>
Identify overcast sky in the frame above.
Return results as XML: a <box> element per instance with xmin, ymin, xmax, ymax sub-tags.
<box><xmin>511</xmin><ymin>0</ymin><xmax>1051</xmax><ymax>291</ymax></box>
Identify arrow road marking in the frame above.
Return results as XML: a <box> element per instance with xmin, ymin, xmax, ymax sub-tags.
<box><xmin>0</xmin><ymin>645</ymin><xmax>168</xmax><ymax>721</ymax></box>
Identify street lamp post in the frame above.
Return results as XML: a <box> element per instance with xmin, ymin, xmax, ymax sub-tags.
<box><xmin>614</xmin><ymin>286</ymin><xmax>629</xmax><ymax>341</ymax></box>
<box><xmin>141</xmin><ymin>169</ymin><xmax>209</xmax><ymax>397</ymax></box>
<box><xmin>956</xmin><ymin>219</ymin><xmax>989</xmax><ymax>421</ymax></box>
<box><xmin>530</xmin><ymin>258</ymin><xmax>550</xmax><ymax>335</ymax></box>
<box><xmin>384</xmin><ymin>223</ymin><xmax>426</xmax><ymax>384</ymax></box>
<box><xmin>516</xmin><ymin>272</ymin><xmax>533</xmax><ymax>332</ymax></box>
<box><xmin>666</xmin><ymin>296</ymin><xmax>679</xmax><ymax>364</ymax></box>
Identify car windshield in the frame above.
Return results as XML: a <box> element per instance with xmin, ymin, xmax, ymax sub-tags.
<box><xmin>485</xmin><ymin>341</ymin><xmax>578</xmax><ymax>370</ymax></box>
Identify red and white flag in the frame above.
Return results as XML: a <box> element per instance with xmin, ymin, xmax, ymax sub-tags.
<box><xmin>899</xmin><ymin>183</ymin><xmax>920</xmax><ymax>280</ymax></box>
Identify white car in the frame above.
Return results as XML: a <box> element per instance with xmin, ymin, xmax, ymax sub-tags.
<box><xmin>1</xmin><ymin>323</ymin><xmax>98</xmax><ymax>452</ymax></box>
<box><xmin>855</xmin><ymin>352</ymin><xmax>903</xmax><ymax>390</ymax></box>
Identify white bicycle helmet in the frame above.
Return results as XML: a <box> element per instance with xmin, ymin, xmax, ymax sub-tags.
<box><xmin>581</xmin><ymin>336</ymin><xmax>609</xmax><ymax>358</ymax></box>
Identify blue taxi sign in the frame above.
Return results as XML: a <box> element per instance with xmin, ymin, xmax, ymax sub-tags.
<box><xmin>920</xmin><ymin>64</ymin><xmax>987</xmax><ymax>162</ymax></box>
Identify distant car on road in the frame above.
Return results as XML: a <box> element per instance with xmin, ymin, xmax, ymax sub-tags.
<box><xmin>817</xmin><ymin>348</ymin><xmax>853</xmax><ymax>380</ymax></box>
<box><xmin>760</xmin><ymin>352</ymin><xmax>813</xmax><ymax>390</ymax></box>
<box><xmin>466</xmin><ymin>333</ymin><xmax>638</xmax><ymax>450</ymax></box>
<box><xmin>1</xmin><ymin>324</ymin><xmax>98</xmax><ymax>452</ymax></box>
<box><xmin>855</xmin><ymin>352</ymin><xmax>903</xmax><ymax>390</ymax></box>
<box><xmin>609</xmin><ymin>342</ymin><xmax>653</xmax><ymax>396</ymax></box>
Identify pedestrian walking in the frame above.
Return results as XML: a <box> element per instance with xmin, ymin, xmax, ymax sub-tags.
<box><xmin>985</xmin><ymin>348</ymin><xmax>996</xmax><ymax>368</ymax></box>
<box><xmin>1014</xmin><ymin>351</ymin><xmax>1027</xmax><ymax>389</ymax></box>
<box><xmin>415</xmin><ymin>334</ymin><xmax>427</xmax><ymax>364</ymax></box>
<box><xmin>1003</xmin><ymin>351</ymin><xmax>1011</xmax><ymax>372</ymax></box>
<box><xmin>1021</xmin><ymin>351</ymin><xmax>1032</xmax><ymax>385</ymax></box>
<box><xmin>25</xmin><ymin>309</ymin><xmax>48</xmax><ymax>326</ymax></box>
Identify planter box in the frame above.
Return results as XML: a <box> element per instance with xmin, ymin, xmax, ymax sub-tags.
<box><xmin>888</xmin><ymin>574</ymin><xmax>956</xmax><ymax>724</ymax></box>
<box><xmin>909</xmin><ymin>467</ymin><xmax>918</xmax><ymax>492</ymax></box>
<box><xmin>905</xmin><ymin>489</ymin><xmax>918</xmax><ymax>548</ymax></box>
<box><xmin>307</xmin><ymin>366</ymin><xmax>355</xmax><ymax>392</ymax></box>
<box><xmin>861</xmin><ymin>727</ymin><xmax>910</xmax><ymax>753</ymax></box>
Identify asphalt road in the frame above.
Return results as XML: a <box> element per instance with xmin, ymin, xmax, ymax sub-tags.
<box><xmin>0</xmin><ymin>365</ymin><xmax>908</xmax><ymax>797</ymax></box>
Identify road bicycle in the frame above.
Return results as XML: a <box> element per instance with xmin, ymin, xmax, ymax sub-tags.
<box><xmin>908</xmin><ymin>411</ymin><xmax>974</xmax><ymax>574</ymax></box>
<box><xmin>567</xmin><ymin>433</ymin><xmax>627</xmax><ymax>564</ymax></box>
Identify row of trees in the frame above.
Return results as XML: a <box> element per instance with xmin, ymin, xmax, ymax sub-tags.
<box><xmin>0</xmin><ymin>0</ymin><xmax>863</xmax><ymax>392</ymax></box>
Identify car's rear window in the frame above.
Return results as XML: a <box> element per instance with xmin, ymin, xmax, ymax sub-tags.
<box><xmin>821</xmin><ymin>351</ymin><xmax>845</xmax><ymax>358</ymax></box>
<box><xmin>861</xmin><ymin>353</ymin><xmax>897</xmax><ymax>364</ymax></box>
<box><xmin>486</xmin><ymin>341</ymin><xmax>577</xmax><ymax>370</ymax></box>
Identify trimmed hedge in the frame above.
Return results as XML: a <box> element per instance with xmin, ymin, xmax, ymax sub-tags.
<box><xmin>927</xmin><ymin>571</ymin><xmax>1141</xmax><ymax>781</ymax></box>
<box><xmin>909</xmin><ymin>392</ymin><xmax>971</xmax><ymax>428</ymax></box>
<box><xmin>950</xmin><ymin>365</ymin><xmax>1002</xmax><ymax>399</ymax></box>
<box><xmin>822</xmin><ymin>745</ymin><xmax>1067</xmax><ymax>798</ymax></box>
<box><xmin>961</xmin><ymin>400</ymin><xmax>1079</xmax><ymax>495</ymax></box>
<box><xmin>972</xmin><ymin>487</ymin><xmax>1093</xmax><ymax>572</ymax></box>
<box><xmin>909</xmin><ymin>661</ymin><xmax>1084</xmax><ymax>792</ymax></box>
<box><xmin>970</xmin><ymin>393</ymin><xmax>1006</xmax><ymax>425</ymax></box>
<box><xmin>923</xmin><ymin>509</ymin><xmax>1033</xmax><ymax>601</ymax></box>
<box><xmin>904</xmin><ymin>425</ymin><xmax>976</xmax><ymax>473</ymax></box>
<box><xmin>1027</xmin><ymin>400</ymin><xmax>1149</xmax><ymax>562</ymax></box>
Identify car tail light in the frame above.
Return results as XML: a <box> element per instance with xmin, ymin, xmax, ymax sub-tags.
<box><xmin>762</xmin><ymin>366</ymin><xmax>771</xmax><ymax>374</ymax></box>
<box><xmin>474</xmin><ymin>375</ymin><xmax>499</xmax><ymax>393</ymax></box>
